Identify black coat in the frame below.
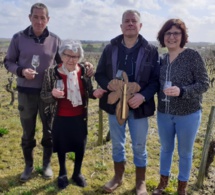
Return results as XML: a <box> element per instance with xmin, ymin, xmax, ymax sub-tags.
<box><xmin>95</xmin><ymin>34</ymin><xmax>160</xmax><ymax>118</ymax></box>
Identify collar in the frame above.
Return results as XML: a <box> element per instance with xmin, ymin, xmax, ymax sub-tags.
<box><xmin>121</xmin><ymin>38</ymin><xmax>139</xmax><ymax>49</ymax></box>
<box><xmin>111</xmin><ymin>34</ymin><xmax>148</xmax><ymax>48</ymax></box>
<box><xmin>23</xmin><ymin>26</ymin><xmax>49</xmax><ymax>41</ymax></box>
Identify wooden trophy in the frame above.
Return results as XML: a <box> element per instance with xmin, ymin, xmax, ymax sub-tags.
<box><xmin>107</xmin><ymin>71</ymin><xmax>141</xmax><ymax>125</ymax></box>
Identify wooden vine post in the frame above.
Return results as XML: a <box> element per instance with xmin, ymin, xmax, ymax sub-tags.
<box><xmin>97</xmin><ymin>108</ymin><xmax>103</xmax><ymax>146</ymax></box>
<box><xmin>196</xmin><ymin>106</ymin><xmax>215</xmax><ymax>188</ymax></box>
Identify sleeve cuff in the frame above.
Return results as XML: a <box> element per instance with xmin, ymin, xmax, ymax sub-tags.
<box><xmin>179</xmin><ymin>87</ymin><xmax>184</xmax><ymax>97</ymax></box>
<box><xmin>16</xmin><ymin>67</ymin><xmax>25</xmax><ymax>78</ymax></box>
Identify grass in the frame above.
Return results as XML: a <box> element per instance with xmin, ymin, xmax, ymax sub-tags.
<box><xmin>0</xmin><ymin>128</ymin><xmax>9</xmax><ymax>137</ymax></box>
<box><xmin>68</xmin><ymin>152</ymin><xmax>75</xmax><ymax>161</ymax></box>
<box><xmin>0</xmin><ymin>53</ymin><xmax>215</xmax><ymax>195</ymax></box>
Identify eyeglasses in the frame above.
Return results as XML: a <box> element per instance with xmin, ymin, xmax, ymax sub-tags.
<box><xmin>63</xmin><ymin>53</ymin><xmax>80</xmax><ymax>60</ymax></box>
<box><xmin>164</xmin><ymin>32</ymin><xmax>182</xmax><ymax>38</ymax></box>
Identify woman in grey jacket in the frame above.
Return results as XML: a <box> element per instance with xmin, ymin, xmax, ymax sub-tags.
<box><xmin>153</xmin><ymin>19</ymin><xmax>209</xmax><ymax>195</ymax></box>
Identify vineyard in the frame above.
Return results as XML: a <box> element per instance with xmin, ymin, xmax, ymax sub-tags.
<box><xmin>0</xmin><ymin>46</ymin><xmax>215</xmax><ymax>195</ymax></box>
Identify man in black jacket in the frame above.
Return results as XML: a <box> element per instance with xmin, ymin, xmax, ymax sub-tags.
<box><xmin>95</xmin><ymin>9</ymin><xmax>159</xmax><ymax>195</ymax></box>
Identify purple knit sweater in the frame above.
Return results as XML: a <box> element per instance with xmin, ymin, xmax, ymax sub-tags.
<box><xmin>4</xmin><ymin>26</ymin><xmax>61</xmax><ymax>93</ymax></box>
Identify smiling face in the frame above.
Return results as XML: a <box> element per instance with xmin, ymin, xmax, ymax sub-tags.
<box><xmin>120</xmin><ymin>12</ymin><xmax>142</xmax><ymax>38</ymax></box>
<box><xmin>29</xmin><ymin>8</ymin><xmax>49</xmax><ymax>37</ymax></box>
<box><xmin>61</xmin><ymin>49</ymin><xmax>80</xmax><ymax>71</ymax></box>
<box><xmin>164</xmin><ymin>25</ymin><xmax>182</xmax><ymax>50</ymax></box>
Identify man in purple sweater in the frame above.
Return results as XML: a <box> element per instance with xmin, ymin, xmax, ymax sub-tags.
<box><xmin>4</xmin><ymin>3</ymin><xmax>60</xmax><ymax>182</ymax></box>
<box><xmin>4</xmin><ymin>2</ymin><xmax>94</xmax><ymax>182</ymax></box>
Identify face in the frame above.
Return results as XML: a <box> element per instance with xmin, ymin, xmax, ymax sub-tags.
<box><xmin>164</xmin><ymin>25</ymin><xmax>182</xmax><ymax>50</ymax></box>
<box><xmin>29</xmin><ymin>8</ymin><xmax>49</xmax><ymax>37</ymax></box>
<box><xmin>120</xmin><ymin>12</ymin><xmax>142</xmax><ymax>38</ymax></box>
<box><xmin>61</xmin><ymin>49</ymin><xmax>80</xmax><ymax>69</ymax></box>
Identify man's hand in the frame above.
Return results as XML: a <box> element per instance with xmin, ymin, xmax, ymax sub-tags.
<box><xmin>107</xmin><ymin>83</ymin><xmax>115</xmax><ymax>91</ymax></box>
<box><xmin>84</xmin><ymin>62</ymin><xmax>94</xmax><ymax>77</ymax></box>
<box><xmin>22</xmin><ymin>68</ymin><xmax>36</xmax><ymax>80</ymax></box>
<box><xmin>93</xmin><ymin>88</ymin><xmax>107</xmax><ymax>98</ymax></box>
<box><xmin>128</xmin><ymin>93</ymin><xmax>145</xmax><ymax>109</ymax></box>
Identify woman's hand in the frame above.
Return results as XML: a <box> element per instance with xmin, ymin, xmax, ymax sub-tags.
<box><xmin>93</xmin><ymin>88</ymin><xmax>107</xmax><ymax>98</ymax></box>
<box><xmin>163</xmin><ymin>86</ymin><xmax>180</xmax><ymax>97</ymax></box>
<box><xmin>51</xmin><ymin>88</ymin><xmax>65</xmax><ymax>98</ymax></box>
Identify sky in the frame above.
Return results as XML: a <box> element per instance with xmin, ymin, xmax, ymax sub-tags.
<box><xmin>0</xmin><ymin>0</ymin><xmax>215</xmax><ymax>43</ymax></box>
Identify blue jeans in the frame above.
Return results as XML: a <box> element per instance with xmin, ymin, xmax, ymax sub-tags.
<box><xmin>157</xmin><ymin>110</ymin><xmax>201</xmax><ymax>181</ymax></box>
<box><xmin>108</xmin><ymin>110</ymin><xmax>148</xmax><ymax>167</ymax></box>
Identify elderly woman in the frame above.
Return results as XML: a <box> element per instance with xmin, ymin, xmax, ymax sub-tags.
<box><xmin>153</xmin><ymin>19</ymin><xmax>209</xmax><ymax>195</ymax></box>
<box><xmin>41</xmin><ymin>40</ymin><xmax>106</xmax><ymax>189</ymax></box>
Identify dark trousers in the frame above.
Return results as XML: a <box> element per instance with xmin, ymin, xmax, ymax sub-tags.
<box><xmin>18</xmin><ymin>92</ymin><xmax>52</xmax><ymax>150</ymax></box>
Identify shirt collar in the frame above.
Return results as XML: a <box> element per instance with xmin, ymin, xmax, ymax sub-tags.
<box><xmin>28</xmin><ymin>25</ymin><xmax>49</xmax><ymax>39</ymax></box>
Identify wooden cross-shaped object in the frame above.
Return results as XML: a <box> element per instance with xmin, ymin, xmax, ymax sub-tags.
<box><xmin>107</xmin><ymin>71</ymin><xmax>141</xmax><ymax>125</ymax></box>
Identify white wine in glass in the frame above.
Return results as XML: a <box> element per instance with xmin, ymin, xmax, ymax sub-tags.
<box><xmin>162</xmin><ymin>81</ymin><xmax>172</xmax><ymax>102</ymax></box>
<box><xmin>31</xmin><ymin>55</ymin><xmax>40</xmax><ymax>74</ymax></box>
<box><xmin>56</xmin><ymin>80</ymin><xmax>65</xmax><ymax>98</ymax></box>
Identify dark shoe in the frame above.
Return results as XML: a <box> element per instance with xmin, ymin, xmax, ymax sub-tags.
<box><xmin>72</xmin><ymin>174</ymin><xmax>87</xmax><ymax>187</ymax></box>
<box><xmin>20</xmin><ymin>148</ymin><xmax>34</xmax><ymax>182</ymax></box>
<box><xmin>20</xmin><ymin>166</ymin><xmax>33</xmax><ymax>182</ymax></box>
<box><xmin>58</xmin><ymin>175</ymin><xmax>69</xmax><ymax>189</ymax></box>
<box><xmin>177</xmin><ymin>180</ymin><xmax>187</xmax><ymax>195</ymax></box>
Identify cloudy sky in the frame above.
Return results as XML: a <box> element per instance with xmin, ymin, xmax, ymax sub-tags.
<box><xmin>0</xmin><ymin>0</ymin><xmax>215</xmax><ymax>43</ymax></box>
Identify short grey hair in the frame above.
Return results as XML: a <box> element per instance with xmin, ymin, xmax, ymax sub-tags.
<box><xmin>59</xmin><ymin>40</ymin><xmax>84</xmax><ymax>62</ymax></box>
<box><xmin>30</xmin><ymin>3</ymin><xmax>49</xmax><ymax>17</ymax></box>
<box><xmin>122</xmin><ymin>10</ymin><xmax>141</xmax><ymax>22</ymax></box>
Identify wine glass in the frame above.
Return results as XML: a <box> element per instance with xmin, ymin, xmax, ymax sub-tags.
<box><xmin>56</xmin><ymin>80</ymin><xmax>65</xmax><ymax>98</ymax></box>
<box><xmin>31</xmin><ymin>55</ymin><xmax>40</xmax><ymax>74</ymax></box>
<box><xmin>162</xmin><ymin>81</ymin><xmax>172</xmax><ymax>102</ymax></box>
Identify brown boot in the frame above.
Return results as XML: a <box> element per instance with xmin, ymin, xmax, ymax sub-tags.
<box><xmin>103</xmin><ymin>161</ymin><xmax>125</xmax><ymax>193</ymax></box>
<box><xmin>136</xmin><ymin>167</ymin><xmax>148</xmax><ymax>195</ymax></box>
<box><xmin>177</xmin><ymin>180</ymin><xmax>187</xmax><ymax>195</ymax></box>
<box><xmin>152</xmin><ymin>175</ymin><xmax>169</xmax><ymax>195</ymax></box>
